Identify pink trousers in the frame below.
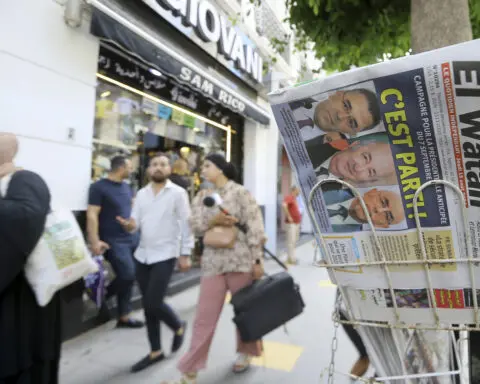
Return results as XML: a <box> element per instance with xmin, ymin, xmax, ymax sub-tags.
<box><xmin>177</xmin><ymin>272</ymin><xmax>263</xmax><ymax>373</ymax></box>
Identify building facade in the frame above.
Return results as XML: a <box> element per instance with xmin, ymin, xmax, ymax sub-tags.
<box><xmin>1</xmin><ymin>0</ymin><xmax>306</xmax><ymax>338</ymax></box>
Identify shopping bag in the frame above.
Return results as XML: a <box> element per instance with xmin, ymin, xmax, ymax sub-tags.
<box><xmin>27</xmin><ymin>209</ymin><xmax>99</xmax><ymax>306</ymax></box>
<box><xmin>84</xmin><ymin>255</ymin><xmax>111</xmax><ymax>308</ymax></box>
<box><xmin>1</xmin><ymin>174</ymin><xmax>98</xmax><ymax>306</ymax></box>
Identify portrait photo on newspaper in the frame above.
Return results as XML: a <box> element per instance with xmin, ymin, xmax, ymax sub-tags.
<box><xmin>322</xmin><ymin>183</ymin><xmax>407</xmax><ymax>233</ymax></box>
<box><xmin>288</xmin><ymin>80</ymin><xmax>384</xmax><ymax>142</ymax></box>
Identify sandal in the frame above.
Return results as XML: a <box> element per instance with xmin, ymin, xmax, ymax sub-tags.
<box><xmin>161</xmin><ymin>373</ymin><xmax>197</xmax><ymax>384</ymax></box>
<box><xmin>233</xmin><ymin>353</ymin><xmax>252</xmax><ymax>373</ymax></box>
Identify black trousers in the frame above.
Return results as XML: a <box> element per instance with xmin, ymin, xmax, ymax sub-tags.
<box><xmin>135</xmin><ymin>258</ymin><xmax>181</xmax><ymax>352</ymax></box>
<box><xmin>339</xmin><ymin>310</ymin><xmax>368</xmax><ymax>358</ymax></box>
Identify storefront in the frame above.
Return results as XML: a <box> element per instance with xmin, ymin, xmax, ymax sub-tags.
<box><xmin>84</xmin><ymin>0</ymin><xmax>274</xmax><ymax>337</ymax></box>
<box><xmin>2</xmin><ymin>0</ymin><xmax>279</xmax><ymax>340</ymax></box>
<box><xmin>92</xmin><ymin>43</ymin><xmax>246</xmax><ymax>196</ymax></box>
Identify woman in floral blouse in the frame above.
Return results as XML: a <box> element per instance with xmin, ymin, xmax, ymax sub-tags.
<box><xmin>164</xmin><ymin>153</ymin><xmax>266</xmax><ymax>384</ymax></box>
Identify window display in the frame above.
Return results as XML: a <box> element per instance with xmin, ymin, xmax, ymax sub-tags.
<box><xmin>92</xmin><ymin>79</ymin><xmax>232</xmax><ymax>195</ymax></box>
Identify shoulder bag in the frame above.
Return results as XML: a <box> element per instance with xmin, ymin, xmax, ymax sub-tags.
<box><xmin>203</xmin><ymin>225</ymin><xmax>239</xmax><ymax>249</ymax></box>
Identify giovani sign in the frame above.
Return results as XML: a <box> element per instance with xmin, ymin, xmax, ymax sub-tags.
<box><xmin>154</xmin><ymin>0</ymin><xmax>263</xmax><ymax>83</ymax></box>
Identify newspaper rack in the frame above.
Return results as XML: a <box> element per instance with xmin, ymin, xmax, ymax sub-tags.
<box><xmin>308</xmin><ymin>178</ymin><xmax>473</xmax><ymax>384</ymax></box>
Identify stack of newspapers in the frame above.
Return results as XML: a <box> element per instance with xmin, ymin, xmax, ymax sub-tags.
<box><xmin>356</xmin><ymin>326</ymin><xmax>452</xmax><ymax>383</ymax></box>
<box><xmin>268</xmin><ymin>38</ymin><xmax>480</xmax><ymax>382</ymax></box>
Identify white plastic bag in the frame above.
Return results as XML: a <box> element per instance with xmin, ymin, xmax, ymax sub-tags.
<box><xmin>1</xmin><ymin>174</ymin><xmax>98</xmax><ymax>306</ymax></box>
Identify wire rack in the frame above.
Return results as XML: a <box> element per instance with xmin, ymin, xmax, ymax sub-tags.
<box><xmin>307</xmin><ymin>178</ymin><xmax>475</xmax><ymax>384</ymax></box>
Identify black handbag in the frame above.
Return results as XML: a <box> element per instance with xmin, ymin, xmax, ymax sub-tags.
<box><xmin>230</xmin><ymin>249</ymin><xmax>305</xmax><ymax>342</ymax></box>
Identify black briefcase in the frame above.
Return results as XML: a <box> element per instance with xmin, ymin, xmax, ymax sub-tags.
<box><xmin>230</xmin><ymin>251</ymin><xmax>305</xmax><ymax>342</ymax></box>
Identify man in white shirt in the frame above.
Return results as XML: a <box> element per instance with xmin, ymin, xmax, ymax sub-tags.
<box><xmin>116</xmin><ymin>153</ymin><xmax>194</xmax><ymax>373</ymax></box>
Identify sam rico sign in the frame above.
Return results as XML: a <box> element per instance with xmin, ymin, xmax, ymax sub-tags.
<box><xmin>150</xmin><ymin>0</ymin><xmax>263</xmax><ymax>83</ymax></box>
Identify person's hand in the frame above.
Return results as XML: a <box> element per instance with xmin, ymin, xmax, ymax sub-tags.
<box><xmin>91</xmin><ymin>240</ymin><xmax>110</xmax><ymax>255</ymax></box>
<box><xmin>252</xmin><ymin>261</ymin><xmax>264</xmax><ymax>280</ymax></box>
<box><xmin>222</xmin><ymin>215</ymin><xmax>238</xmax><ymax>227</ymax></box>
<box><xmin>261</xmin><ymin>235</ymin><xmax>268</xmax><ymax>246</ymax></box>
<box><xmin>116</xmin><ymin>216</ymin><xmax>134</xmax><ymax>231</ymax></box>
<box><xmin>211</xmin><ymin>212</ymin><xmax>238</xmax><ymax>227</ymax></box>
<box><xmin>116</xmin><ymin>216</ymin><xmax>130</xmax><ymax>226</ymax></box>
<box><xmin>210</xmin><ymin>212</ymin><xmax>226</xmax><ymax>226</ymax></box>
<box><xmin>178</xmin><ymin>255</ymin><xmax>192</xmax><ymax>272</ymax></box>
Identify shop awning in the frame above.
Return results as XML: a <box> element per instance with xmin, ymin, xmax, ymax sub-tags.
<box><xmin>88</xmin><ymin>1</ymin><xmax>271</xmax><ymax>126</ymax></box>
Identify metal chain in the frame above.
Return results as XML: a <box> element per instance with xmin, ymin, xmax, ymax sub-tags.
<box><xmin>323</xmin><ymin>290</ymin><xmax>383</xmax><ymax>384</ymax></box>
<box><xmin>327</xmin><ymin>290</ymin><xmax>342</xmax><ymax>384</ymax></box>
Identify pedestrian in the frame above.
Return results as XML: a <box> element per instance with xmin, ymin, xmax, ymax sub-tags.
<box><xmin>338</xmin><ymin>289</ymin><xmax>370</xmax><ymax>377</ymax></box>
<box><xmin>282</xmin><ymin>186</ymin><xmax>302</xmax><ymax>264</ymax></box>
<box><xmin>340</xmin><ymin>310</ymin><xmax>370</xmax><ymax>377</ymax></box>
<box><xmin>169</xmin><ymin>158</ymin><xmax>191</xmax><ymax>191</ymax></box>
<box><xmin>116</xmin><ymin>153</ymin><xmax>194</xmax><ymax>372</ymax></box>
<box><xmin>163</xmin><ymin>153</ymin><xmax>266</xmax><ymax>384</ymax></box>
<box><xmin>0</xmin><ymin>132</ymin><xmax>62</xmax><ymax>384</ymax></box>
<box><xmin>86</xmin><ymin>155</ymin><xmax>144</xmax><ymax>328</ymax></box>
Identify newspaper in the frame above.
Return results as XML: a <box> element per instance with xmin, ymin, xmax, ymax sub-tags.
<box><xmin>402</xmin><ymin>329</ymin><xmax>452</xmax><ymax>383</ymax></box>
<box><xmin>356</xmin><ymin>326</ymin><xmax>453</xmax><ymax>384</ymax></box>
<box><xmin>269</xmin><ymin>39</ymin><xmax>480</xmax><ymax>324</ymax></box>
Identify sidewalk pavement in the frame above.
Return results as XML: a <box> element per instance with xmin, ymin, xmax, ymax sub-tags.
<box><xmin>275</xmin><ymin>231</ymin><xmax>314</xmax><ymax>254</ymax></box>
<box><xmin>59</xmin><ymin>241</ymin><xmax>366</xmax><ymax>383</ymax></box>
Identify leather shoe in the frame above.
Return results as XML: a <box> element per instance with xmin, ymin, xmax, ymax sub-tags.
<box><xmin>116</xmin><ymin>318</ymin><xmax>144</xmax><ymax>329</ymax></box>
<box><xmin>350</xmin><ymin>356</ymin><xmax>369</xmax><ymax>377</ymax></box>
<box><xmin>131</xmin><ymin>353</ymin><xmax>165</xmax><ymax>373</ymax></box>
<box><xmin>172</xmin><ymin>321</ymin><xmax>187</xmax><ymax>353</ymax></box>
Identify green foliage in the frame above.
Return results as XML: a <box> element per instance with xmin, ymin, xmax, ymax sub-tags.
<box><xmin>471</xmin><ymin>0</ymin><xmax>480</xmax><ymax>38</ymax></box>
<box><xmin>285</xmin><ymin>0</ymin><xmax>480</xmax><ymax>72</ymax></box>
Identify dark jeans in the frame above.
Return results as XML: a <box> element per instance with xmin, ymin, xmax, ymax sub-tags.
<box><xmin>339</xmin><ymin>310</ymin><xmax>368</xmax><ymax>358</ymax></box>
<box><xmin>104</xmin><ymin>238</ymin><xmax>136</xmax><ymax>318</ymax></box>
<box><xmin>136</xmin><ymin>258</ymin><xmax>182</xmax><ymax>352</ymax></box>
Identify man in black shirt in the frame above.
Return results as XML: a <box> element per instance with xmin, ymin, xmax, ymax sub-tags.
<box><xmin>87</xmin><ymin>155</ymin><xmax>143</xmax><ymax>328</ymax></box>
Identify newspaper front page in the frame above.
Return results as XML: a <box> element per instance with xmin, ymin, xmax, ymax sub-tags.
<box><xmin>269</xmin><ymin>39</ymin><xmax>480</xmax><ymax>325</ymax></box>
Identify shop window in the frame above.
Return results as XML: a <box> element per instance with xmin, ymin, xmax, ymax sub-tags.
<box><xmin>92</xmin><ymin>79</ymin><xmax>232</xmax><ymax>197</ymax></box>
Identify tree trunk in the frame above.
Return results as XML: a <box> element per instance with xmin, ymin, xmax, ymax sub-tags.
<box><xmin>411</xmin><ymin>0</ymin><xmax>472</xmax><ymax>54</ymax></box>
<box><xmin>412</xmin><ymin>0</ymin><xmax>475</xmax><ymax>380</ymax></box>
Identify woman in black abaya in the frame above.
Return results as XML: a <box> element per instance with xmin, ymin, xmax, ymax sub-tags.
<box><xmin>0</xmin><ymin>133</ymin><xmax>62</xmax><ymax>384</ymax></box>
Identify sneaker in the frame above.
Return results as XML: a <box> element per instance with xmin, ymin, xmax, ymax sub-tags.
<box><xmin>131</xmin><ymin>353</ymin><xmax>165</xmax><ymax>373</ymax></box>
<box><xmin>172</xmin><ymin>321</ymin><xmax>187</xmax><ymax>353</ymax></box>
<box><xmin>116</xmin><ymin>318</ymin><xmax>144</xmax><ymax>329</ymax></box>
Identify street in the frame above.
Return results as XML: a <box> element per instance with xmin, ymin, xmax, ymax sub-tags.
<box><xmin>59</xmin><ymin>241</ymin><xmax>366</xmax><ymax>383</ymax></box>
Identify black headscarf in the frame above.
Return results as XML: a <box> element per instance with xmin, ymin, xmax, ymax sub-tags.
<box><xmin>205</xmin><ymin>153</ymin><xmax>237</xmax><ymax>181</ymax></box>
